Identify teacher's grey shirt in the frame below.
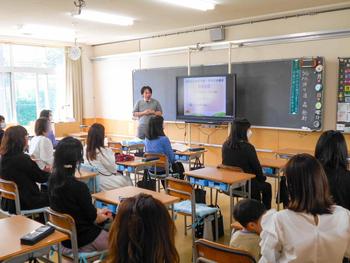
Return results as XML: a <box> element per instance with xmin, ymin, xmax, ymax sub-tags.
<box><xmin>133</xmin><ymin>98</ymin><xmax>162</xmax><ymax>139</ymax></box>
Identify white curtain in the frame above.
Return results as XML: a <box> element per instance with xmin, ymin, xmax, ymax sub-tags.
<box><xmin>65</xmin><ymin>47</ymin><xmax>83</xmax><ymax>123</ymax></box>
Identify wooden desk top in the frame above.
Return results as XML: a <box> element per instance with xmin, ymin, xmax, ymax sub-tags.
<box><xmin>0</xmin><ymin>215</ymin><xmax>68</xmax><ymax>261</ymax></box>
<box><xmin>92</xmin><ymin>186</ymin><xmax>180</xmax><ymax>206</ymax></box>
<box><xmin>116</xmin><ymin>157</ymin><xmax>158</xmax><ymax>167</ymax></box>
<box><xmin>122</xmin><ymin>143</ymin><xmax>145</xmax><ymax>148</ymax></box>
<box><xmin>68</xmin><ymin>132</ymin><xmax>88</xmax><ymax>138</ymax></box>
<box><xmin>75</xmin><ymin>169</ymin><xmax>98</xmax><ymax>180</ymax></box>
<box><xmin>175</xmin><ymin>150</ymin><xmax>207</xmax><ymax>156</ymax></box>
<box><xmin>277</xmin><ymin>148</ymin><xmax>314</xmax><ymax>156</ymax></box>
<box><xmin>259</xmin><ymin>157</ymin><xmax>287</xmax><ymax>169</ymax></box>
<box><xmin>184</xmin><ymin>167</ymin><xmax>255</xmax><ymax>185</ymax></box>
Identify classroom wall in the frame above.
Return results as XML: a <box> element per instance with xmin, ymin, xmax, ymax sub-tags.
<box><xmin>81</xmin><ymin>45</ymin><xmax>95</xmax><ymax>119</ymax></box>
<box><xmin>84</xmin><ymin>8</ymin><xmax>350</xmax><ymax>165</ymax></box>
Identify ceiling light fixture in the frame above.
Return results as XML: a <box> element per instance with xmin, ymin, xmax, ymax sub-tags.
<box><xmin>74</xmin><ymin>10</ymin><xmax>134</xmax><ymax>26</ymax></box>
<box><xmin>160</xmin><ymin>0</ymin><xmax>216</xmax><ymax>11</ymax></box>
<box><xmin>74</xmin><ymin>0</ymin><xmax>86</xmax><ymax>15</ymax></box>
<box><xmin>18</xmin><ymin>24</ymin><xmax>75</xmax><ymax>41</ymax></box>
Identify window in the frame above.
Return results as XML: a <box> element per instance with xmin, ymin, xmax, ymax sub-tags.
<box><xmin>0</xmin><ymin>44</ymin><xmax>65</xmax><ymax>126</ymax></box>
<box><xmin>0</xmin><ymin>44</ymin><xmax>10</xmax><ymax>67</ymax></box>
<box><xmin>0</xmin><ymin>73</ymin><xmax>12</xmax><ymax>120</ymax></box>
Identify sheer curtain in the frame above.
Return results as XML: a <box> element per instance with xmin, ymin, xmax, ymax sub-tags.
<box><xmin>65</xmin><ymin>47</ymin><xmax>83</xmax><ymax>123</ymax></box>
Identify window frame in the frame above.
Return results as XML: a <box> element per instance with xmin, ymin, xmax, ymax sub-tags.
<box><xmin>0</xmin><ymin>44</ymin><xmax>64</xmax><ymax>125</ymax></box>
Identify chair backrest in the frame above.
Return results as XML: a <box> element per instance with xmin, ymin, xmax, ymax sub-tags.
<box><xmin>46</xmin><ymin>207</ymin><xmax>79</xmax><ymax>262</ymax></box>
<box><xmin>144</xmin><ymin>153</ymin><xmax>169</xmax><ymax>171</ymax></box>
<box><xmin>166</xmin><ymin>177</ymin><xmax>193</xmax><ymax>201</ymax></box>
<box><xmin>216</xmin><ymin>164</ymin><xmax>243</xmax><ymax>172</ymax></box>
<box><xmin>195</xmin><ymin>239</ymin><xmax>256</xmax><ymax>263</ymax></box>
<box><xmin>0</xmin><ymin>178</ymin><xmax>21</xmax><ymax>215</ymax></box>
<box><xmin>231</xmin><ymin>222</ymin><xmax>244</xmax><ymax>231</ymax></box>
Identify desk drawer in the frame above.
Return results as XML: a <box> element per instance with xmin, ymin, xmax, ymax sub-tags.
<box><xmin>95</xmin><ymin>201</ymin><xmax>117</xmax><ymax>214</ymax></box>
<box><xmin>262</xmin><ymin>167</ymin><xmax>276</xmax><ymax>175</ymax></box>
<box><xmin>189</xmin><ymin>177</ymin><xmax>208</xmax><ymax>187</ymax></box>
<box><xmin>208</xmin><ymin>181</ymin><xmax>229</xmax><ymax>192</ymax></box>
<box><xmin>116</xmin><ymin>165</ymin><xmax>134</xmax><ymax>173</ymax></box>
<box><xmin>175</xmin><ymin>155</ymin><xmax>189</xmax><ymax>161</ymax></box>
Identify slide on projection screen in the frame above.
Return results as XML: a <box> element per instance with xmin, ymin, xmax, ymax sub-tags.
<box><xmin>177</xmin><ymin>75</ymin><xmax>235</xmax><ymax>123</ymax></box>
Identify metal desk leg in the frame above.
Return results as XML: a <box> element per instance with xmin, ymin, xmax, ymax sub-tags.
<box><xmin>125</xmin><ymin>170</ymin><xmax>133</xmax><ymax>185</ymax></box>
<box><xmin>277</xmin><ymin>169</ymin><xmax>281</xmax><ymax>211</ymax></box>
<box><xmin>134</xmin><ymin>167</ymin><xmax>139</xmax><ymax>186</ymax></box>
<box><xmin>171</xmin><ymin>204</ymin><xmax>175</xmax><ymax>221</ymax></box>
<box><xmin>210</xmin><ymin>188</ymin><xmax>213</xmax><ymax>204</ymax></box>
<box><xmin>229</xmin><ymin>185</ymin><xmax>233</xmax><ymax>226</ymax></box>
<box><xmin>93</xmin><ymin>176</ymin><xmax>97</xmax><ymax>193</ymax></box>
<box><xmin>57</xmin><ymin>243</ymin><xmax>62</xmax><ymax>263</ymax></box>
<box><xmin>214</xmin><ymin>211</ymin><xmax>218</xmax><ymax>241</ymax></box>
<box><xmin>248</xmin><ymin>179</ymin><xmax>251</xmax><ymax>199</ymax></box>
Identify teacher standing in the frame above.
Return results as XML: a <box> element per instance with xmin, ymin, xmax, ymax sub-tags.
<box><xmin>133</xmin><ymin>86</ymin><xmax>163</xmax><ymax>139</ymax></box>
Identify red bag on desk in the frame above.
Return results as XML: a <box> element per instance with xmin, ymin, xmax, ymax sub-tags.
<box><xmin>115</xmin><ymin>153</ymin><xmax>135</xmax><ymax>163</ymax></box>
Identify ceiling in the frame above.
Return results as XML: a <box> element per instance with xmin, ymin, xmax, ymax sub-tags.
<box><xmin>0</xmin><ymin>0</ymin><xmax>348</xmax><ymax>45</ymax></box>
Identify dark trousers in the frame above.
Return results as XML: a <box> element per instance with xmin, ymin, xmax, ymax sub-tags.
<box><xmin>250</xmin><ymin>179</ymin><xmax>272</xmax><ymax>209</ymax></box>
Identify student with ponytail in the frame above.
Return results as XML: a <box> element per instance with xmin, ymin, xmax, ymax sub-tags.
<box><xmin>48</xmin><ymin>137</ymin><xmax>112</xmax><ymax>253</ymax></box>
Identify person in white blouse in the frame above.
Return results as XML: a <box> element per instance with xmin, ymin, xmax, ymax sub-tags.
<box><xmin>84</xmin><ymin>123</ymin><xmax>132</xmax><ymax>191</ymax></box>
<box><xmin>259</xmin><ymin>154</ymin><xmax>350</xmax><ymax>263</ymax></box>
<box><xmin>29</xmin><ymin>117</ymin><xmax>54</xmax><ymax>171</ymax></box>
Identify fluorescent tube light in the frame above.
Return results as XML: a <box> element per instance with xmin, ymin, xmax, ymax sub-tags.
<box><xmin>75</xmin><ymin>10</ymin><xmax>134</xmax><ymax>26</ymax></box>
<box><xmin>160</xmin><ymin>0</ymin><xmax>216</xmax><ymax>11</ymax></box>
<box><xmin>18</xmin><ymin>24</ymin><xmax>75</xmax><ymax>41</ymax></box>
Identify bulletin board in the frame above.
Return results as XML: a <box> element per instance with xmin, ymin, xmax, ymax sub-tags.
<box><xmin>336</xmin><ymin>58</ymin><xmax>350</xmax><ymax>132</ymax></box>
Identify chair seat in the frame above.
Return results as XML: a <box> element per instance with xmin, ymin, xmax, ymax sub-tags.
<box><xmin>148</xmin><ymin>171</ymin><xmax>168</xmax><ymax>179</ymax></box>
<box><xmin>63</xmin><ymin>250</ymin><xmax>107</xmax><ymax>261</ymax></box>
<box><xmin>52</xmin><ymin>245</ymin><xmax>107</xmax><ymax>263</ymax></box>
<box><xmin>173</xmin><ymin>200</ymin><xmax>218</xmax><ymax>218</ymax></box>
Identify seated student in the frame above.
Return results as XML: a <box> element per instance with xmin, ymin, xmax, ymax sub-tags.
<box><xmin>84</xmin><ymin>123</ymin><xmax>132</xmax><ymax>191</ymax></box>
<box><xmin>315</xmin><ymin>130</ymin><xmax>350</xmax><ymax>210</ymax></box>
<box><xmin>107</xmin><ymin>193</ymin><xmax>179</xmax><ymax>263</ymax></box>
<box><xmin>230</xmin><ymin>199</ymin><xmax>266</xmax><ymax>262</ymax></box>
<box><xmin>39</xmin><ymin>109</ymin><xmax>57</xmax><ymax>147</ymax></box>
<box><xmin>29</xmin><ymin>117</ymin><xmax>54</xmax><ymax>171</ymax></box>
<box><xmin>222</xmin><ymin>118</ymin><xmax>272</xmax><ymax>209</ymax></box>
<box><xmin>144</xmin><ymin>115</ymin><xmax>175</xmax><ymax>172</ymax></box>
<box><xmin>0</xmin><ymin>115</ymin><xmax>5</xmax><ymax>145</ymax></box>
<box><xmin>0</xmin><ymin>126</ymin><xmax>49</xmax><ymax>214</ymax></box>
<box><xmin>48</xmin><ymin>137</ymin><xmax>112</xmax><ymax>253</ymax></box>
<box><xmin>260</xmin><ymin>154</ymin><xmax>350</xmax><ymax>262</ymax></box>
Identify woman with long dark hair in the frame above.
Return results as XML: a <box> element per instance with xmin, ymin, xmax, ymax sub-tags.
<box><xmin>85</xmin><ymin>123</ymin><xmax>132</xmax><ymax>191</ymax></box>
<box><xmin>0</xmin><ymin>115</ymin><xmax>5</xmax><ymax>145</ymax></box>
<box><xmin>260</xmin><ymin>154</ymin><xmax>350</xmax><ymax>262</ymax></box>
<box><xmin>315</xmin><ymin>130</ymin><xmax>350</xmax><ymax>210</ymax></box>
<box><xmin>48</xmin><ymin>137</ymin><xmax>112</xmax><ymax>253</ymax></box>
<box><xmin>107</xmin><ymin>193</ymin><xmax>179</xmax><ymax>263</ymax></box>
<box><xmin>0</xmin><ymin>126</ymin><xmax>49</xmax><ymax>213</ymax></box>
<box><xmin>144</xmin><ymin>116</ymin><xmax>175</xmax><ymax>167</ymax></box>
<box><xmin>222</xmin><ymin>118</ymin><xmax>272</xmax><ymax>209</ymax></box>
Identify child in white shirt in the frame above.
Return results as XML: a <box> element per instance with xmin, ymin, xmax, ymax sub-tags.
<box><xmin>230</xmin><ymin>199</ymin><xmax>266</xmax><ymax>262</ymax></box>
